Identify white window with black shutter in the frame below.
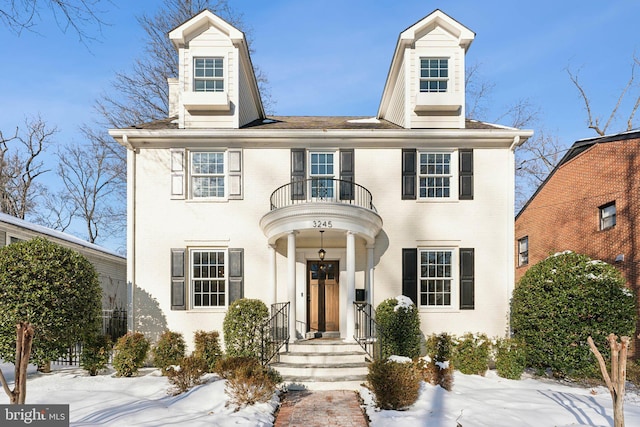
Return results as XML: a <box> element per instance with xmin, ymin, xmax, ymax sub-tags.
<box><xmin>401</xmin><ymin>148</ymin><xmax>473</xmax><ymax>200</ymax></box>
<box><xmin>290</xmin><ymin>148</ymin><xmax>355</xmax><ymax>202</ymax></box>
<box><xmin>170</xmin><ymin>247</ymin><xmax>243</xmax><ymax>310</ymax></box>
<box><xmin>402</xmin><ymin>247</ymin><xmax>474</xmax><ymax>310</ymax></box>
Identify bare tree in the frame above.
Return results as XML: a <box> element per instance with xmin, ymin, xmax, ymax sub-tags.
<box><xmin>0</xmin><ymin>0</ymin><xmax>107</xmax><ymax>41</ymax></box>
<box><xmin>568</xmin><ymin>55</ymin><xmax>640</xmax><ymax>136</ymax></box>
<box><xmin>0</xmin><ymin>115</ymin><xmax>55</xmax><ymax>219</ymax></box>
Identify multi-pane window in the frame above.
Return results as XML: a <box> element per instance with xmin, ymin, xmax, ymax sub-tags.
<box><xmin>310</xmin><ymin>152</ymin><xmax>335</xmax><ymax>199</ymax></box>
<box><xmin>600</xmin><ymin>202</ymin><xmax>616</xmax><ymax>230</ymax></box>
<box><xmin>420</xmin><ymin>58</ymin><xmax>448</xmax><ymax>92</ymax></box>
<box><xmin>518</xmin><ymin>237</ymin><xmax>529</xmax><ymax>267</ymax></box>
<box><xmin>192</xmin><ymin>250</ymin><xmax>225</xmax><ymax>307</ymax></box>
<box><xmin>419</xmin><ymin>152</ymin><xmax>451</xmax><ymax>198</ymax></box>
<box><xmin>194</xmin><ymin>57</ymin><xmax>224</xmax><ymax>92</ymax></box>
<box><xmin>420</xmin><ymin>250</ymin><xmax>452</xmax><ymax>307</ymax></box>
<box><xmin>191</xmin><ymin>152</ymin><xmax>224</xmax><ymax>198</ymax></box>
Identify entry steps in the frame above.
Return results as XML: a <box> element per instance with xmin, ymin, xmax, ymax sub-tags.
<box><xmin>270</xmin><ymin>339</ymin><xmax>370</xmax><ymax>391</ymax></box>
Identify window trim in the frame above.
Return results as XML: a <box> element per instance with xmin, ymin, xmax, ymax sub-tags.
<box><xmin>418</xmin><ymin>248</ymin><xmax>457</xmax><ymax>310</ymax></box>
<box><xmin>517</xmin><ymin>236</ymin><xmax>529</xmax><ymax>267</ymax></box>
<box><xmin>419</xmin><ymin>57</ymin><xmax>449</xmax><ymax>93</ymax></box>
<box><xmin>193</xmin><ymin>57</ymin><xmax>224</xmax><ymax>92</ymax></box>
<box><xmin>189</xmin><ymin>150</ymin><xmax>227</xmax><ymax>200</ymax></box>
<box><xmin>189</xmin><ymin>248</ymin><xmax>228</xmax><ymax>309</ymax></box>
<box><xmin>417</xmin><ymin>150</ymin><xmax>457</xmax><ymax>200</ymax></box>
<box><xmin>599</xmin><ymin>202</ymin><xmax>616</xmax><ymax>230</ymax></box>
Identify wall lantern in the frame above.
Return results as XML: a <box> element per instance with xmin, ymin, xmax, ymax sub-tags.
<box><xmin>318</xmin><ymin>230</ymin><xmax>326</xmax><ymax>261</ymax></box>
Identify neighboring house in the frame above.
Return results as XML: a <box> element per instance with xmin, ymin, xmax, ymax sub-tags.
<box><xmin>109</xmin><ymin>9</ymin><xmax>532</xmax><ymax>349</ymax></box>
<box><xmin>0</xmin><ymin>212</ymin><xmax>128</xmax><ymax>312</ymax></box>
<box><xmin>515</xmin><ymin>130</ymin><xmax>640</xmax><ymax>349</ymax></box>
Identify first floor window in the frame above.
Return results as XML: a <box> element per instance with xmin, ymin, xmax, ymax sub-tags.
<box><xmin>420</xmin><ymin>249</ymin><xmax>452</xmax><ymax>306</ymax></box>
<box><xmin>191</xmin><ymin>151</ymin><xmax>225</xmax><ymax>198</ymax></box>
<box><xmin>194</xmin><ymin>57</ymin><xmax>224</xmax><ymax>92</ymax></box>
<box><xmin>518</xmin><ymin>236</ymin><xmax>528</xmax><ymax>266</ymax></box>
<box><xmin>599</xmin><ymin>202</ymin><xmax>616</xmax><ymax>230</ymax></box>
<box><xmin>192</xmin><ymin>250</ymin><xmax>225</xmax><ymax>307</ymax></box>
<box><xmin>419</xmin><ymin>152</ymin><xmax>451</xmax><ymax>198</ymax></box>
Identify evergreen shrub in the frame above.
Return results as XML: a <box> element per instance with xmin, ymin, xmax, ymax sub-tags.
<box><xmin>222</xmin><ymin>357</ymin><xmax>281</xmax><ymax>410</ymax></box>
<box><xmin>423</xmin><ymin>333</ymin><xmax>454</xmax><ymax>390</ymax></box>
<box><xmin>494</xmin><ymin>337</ymin><xmax>527</xmax><ymax>380</ymax></box>
<box><xmin>375</xmin><ymin>296</ymin><xmax>421</xmax><ymax>359</ymax></box>
<box><xmin>166</xmin><ymin>355</ymin><xmax>208</xmax><ymax>395</ymax></box>
<box><xmin>223</xmin><ymin>299</ymin><xmax>269</xmax><ymax>359</ymax></box>
<box><xmin>152</xmin><ymin>330</ymin><xmax>186</xmax><ymax>375</ymax></box>
<box><xmin>367</xmin><ymin>357</ymin><xmax>421</xmax><ymax>410</ymax></box>
<box><xmin>193</xmin><ymin>330</ymin><xmax>223</xmax><ymax>373</ymax></box>
<box><xmin>113</xmin><ymin>332</ymin><xmax>150</xmax><ymax>377</ymax></box>
<box><xmin>453</xmin><ymin>332</ymin><xmax>491</xmax><ymax>376</ymax></box>
<box><xmin>511</xmin><ymin>251</ymin><xmax>636</xmax><ymax>378</ymax></box>
<box><xmin>80</xmin><ymin>334</ymin><xmax>112</xmax><ymax>376</ymax></box>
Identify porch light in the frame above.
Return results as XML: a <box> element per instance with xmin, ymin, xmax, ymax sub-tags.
<box><xmin>318</xmin><ymin>230</ymin><xmax>326</xmax><ymax>261</ymax></box>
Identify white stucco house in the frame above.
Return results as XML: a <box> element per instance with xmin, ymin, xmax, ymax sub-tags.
<box><xmin>109</xmin><ymin>9</ymin><xmax>532</xmax><ymax>350</ymax></box>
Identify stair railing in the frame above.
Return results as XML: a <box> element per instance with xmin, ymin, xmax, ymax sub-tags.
<box><xmin>353</xmin><ymin>301</ymin><xmax>382</xmax><ymax>360</ymax></box>
<box><xmin>261</xmin><ymin>302</ymin><xmax>290</xmax><ymax>365</ymax></box>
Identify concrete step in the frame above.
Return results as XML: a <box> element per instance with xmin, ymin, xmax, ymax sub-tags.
<box><xmin>279</xmin><ymin>351</ymin><xmax>366</xmax><ymax>365</ymax></box>
<box><xmin>271</xmin><ymin>361</ymin><xmax>369</xmax><ymax>378</ymax></box>
<box><xmin>286</xmin><ymin>341</ymin><xmax>365</xmax><ymax>354</ymax></box>
<box><xmin>284</xmin><ymin>377</ymin><xmax>367</xmax><ymax>391</ymax></box>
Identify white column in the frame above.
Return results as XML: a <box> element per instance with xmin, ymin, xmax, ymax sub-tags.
<box><xmin>269</xmin><ymin>244</ymin><xmax>277</xmax><ymax>306</ymax></box>
<box><xmin>366</xmin><ymin>244</ymin><xmax>375</xmax><ymax>308</ymax></box>
<box><xmin>287</xmin><ymin>232</ymin><xmax>297</xmax><ymax>341</ymax></box>
<box><xmin>346</xmin><ymin>231</ymin><xmax>356</xmax><ymax>341</ymax></box>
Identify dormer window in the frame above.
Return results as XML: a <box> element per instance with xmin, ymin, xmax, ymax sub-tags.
<box><xmin>420</xmin><ymin>58</ymin><xmax>448</xmax><ymax>93</ymax></box>
<box><xmin>194</xmin><ymin>57</ymin><xmax>224</xmax><ymax>92</ymax></box>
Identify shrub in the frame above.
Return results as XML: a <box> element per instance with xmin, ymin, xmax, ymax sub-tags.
<box><xmin>214</xmin><ymin>356</ymin><xmax>261</xmax><ymax>380</ymax></box>
<box><xmin>112</xmin><ymin>332</ymin><xmax>150</xmax><ymax>377</ymax></box>
<box><xmin>223</xmin><ymin>299</ymin><xmax>269</xmax><ymax>359</ymax></box>
<box><xmin>423</xmin><ymin>333</ymin><xmax>454</xmax><ymax>390</ymax></box>
<box><xmin>494</xmin><ymin>337</ymin><xmax>527</xmax><ymax>380</ymax></box>
<box><xmin>80</xmin><ymin>334</ymin><xmax>112</xmax><ymax>376</ymax></box>
<box><xmin>152</xmin><ymin>331</ymin><xmax>186</xmax><ymax>375</ymax></box>
<box><xmin>166</xmin><ymin>355</ymin><xmax>208</xmax><ymax>395</ymax></box>
<box><xmin>223</xmin><ymin>358</ymin><xmax>281</xmax><ymax>411</ymax></box>
<box><xmin>453</xmin><ymin>332</ymin><xmax>490</xmax><ymax>376</ymax></box>
<box><xmin>367</xmin><ymin>357</ymin><xmax>421</xmax><ymax>410</ymax></box>
<box><xmin>193</xmin><ymin>330</ymin><xmax>223</xmax><ymax>373</ymax></box>
<box><xmin>511</xmin><ymin>251</ymin><xmax>636</xmax><ymax>378</ymax></box>
<box><xmin>375</xmin><ymin>296</ymin><xmax>421</xmax><ymax>359</ymax></box>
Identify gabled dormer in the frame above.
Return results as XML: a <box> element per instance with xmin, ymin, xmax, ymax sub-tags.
<box><xmin>377</xmin><ymin>10</ymin><xmax>474</xmax><ymax>129</ymax></box>
<box><xmin>168</xmin><ymin>10</ymin><xmax>264</xmax><ymax>129</ymax></box>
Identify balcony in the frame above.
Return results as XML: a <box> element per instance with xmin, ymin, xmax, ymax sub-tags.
<box><xmin>260</xmin><ymin>178</ymin><xmax>382</xmax><ymax>244</ymax></box>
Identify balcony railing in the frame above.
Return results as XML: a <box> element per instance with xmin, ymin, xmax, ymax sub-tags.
<box><xmin>269</xmin><ymin>178</ymin><xmax>376</xmax><ymax>212</ymax></box>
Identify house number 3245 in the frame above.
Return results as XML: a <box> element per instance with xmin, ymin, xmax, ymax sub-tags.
<box><xmin>312</xmin><ymin>220</ymin><xmax>333</xmax><ymax>228</ymax></box>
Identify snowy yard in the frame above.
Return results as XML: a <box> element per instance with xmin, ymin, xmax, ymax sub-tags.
<box><xmin>2</xmin><ymin>363</ymin><xmax>640</xmax><ymax>426</ymax></box>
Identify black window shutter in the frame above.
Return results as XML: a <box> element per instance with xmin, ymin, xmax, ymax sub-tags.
<box><xmin>459</xmin><ymin>149</ymin><xmax>474</xmax><ymax>200</ymax></box>
<box><xmin>171</xmin><ymin>248</ymin><xmax>186</xmax><ymax>310</ymax></box>
<box><xmin>339</xmin><ymin>149</ymin><xmax>354</xmax><ymax>201</ymax></box>
<box><xmin>459</xmin><ymin>248</ymin><xmax>475</xmax><ymax>309</ymax></box>
<box><xmin>402</xmin><ymin>149</ymin><xmax>417</xmax><ymax>200</ymax></box>
<box><xmin>228</xmin><ymin>248</ymin><xmax>244</xmax><ymax>305</ymax></box>
<box><xmin>402</xmin><ymin>248</ymin><xmax>418</xmax><ymax>305</ymax></box>
<box><xmin>291</xmin><ymin>149</ymin><xmax>306</xmax><ymax>200</ymax></box>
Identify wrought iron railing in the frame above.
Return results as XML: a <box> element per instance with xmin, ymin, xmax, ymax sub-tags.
<box><xmin>353</xmin><ymin>302</ymin><xmax>382</xmax><ymax>360</ymax></box>
<box><xmin>269</xmin><ymin>178</ymin><xmax>376</xmax><ymax>212</ymax></box>
<box><xmin>261</xmin><ymin>302</ymin><xmax>290</xmax><ymax>365</ymax></box>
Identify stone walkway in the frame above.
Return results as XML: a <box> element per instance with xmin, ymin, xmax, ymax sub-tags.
<box><xmin>274</xmin><ymin>390</ymin><xmax>369</xmax><ymax>427</ymax></box>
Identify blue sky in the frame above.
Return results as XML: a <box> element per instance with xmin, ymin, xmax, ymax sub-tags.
<box><xmin>1</xmin><ymin>0</ymin><xmax>639</xmax><ymax>249</ymax></box>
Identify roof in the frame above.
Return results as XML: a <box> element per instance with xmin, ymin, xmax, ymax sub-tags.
<box><xmin>127</xmin><ymin>116</ymin><xmax>504</xmax><ymax>131</ymax></box>
<box><xmin>0</xmin><ymin>212</ymin><xmax>125</xmax><ymax>260</ymax></box>
<box><xmin>516</xmin><ymin>129</ymin><xmax>640</xmax><ymax>219</ymax></box>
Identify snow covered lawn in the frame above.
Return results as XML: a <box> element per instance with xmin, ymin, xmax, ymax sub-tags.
<box><xmin>2</xmin><ymin>363</ymin><xmax>640</xmax><ymax>426</ymax></box>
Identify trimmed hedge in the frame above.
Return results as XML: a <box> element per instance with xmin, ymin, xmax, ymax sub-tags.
<box><xmin>375</xmin><ymin>296</ymin><xmax>421</xmax><ymax>359</ymax></box>
<box><xmin>223</xmin><ymin>299</ymin><xmax>269</xmax><ymax>359</ymax></box>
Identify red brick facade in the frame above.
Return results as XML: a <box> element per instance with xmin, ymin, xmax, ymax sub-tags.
<box><xmin>515</xmin><ymin>133</ymin><xmax>640</xmax><ymax>355</ymax></box>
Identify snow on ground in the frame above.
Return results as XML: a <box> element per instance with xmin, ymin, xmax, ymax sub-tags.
<box><xmin>2</xmin><ymin>363</ymin><xmax>640</xmax><ymax>426</ymax></box>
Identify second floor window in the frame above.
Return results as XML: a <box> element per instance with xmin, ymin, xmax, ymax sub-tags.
<box><xmin>518</xmin><ymin>236</ymin><xmax>529</xmax><ymax>267</ymax></box>
<box><xmin>310</xmin><ymin>152</ymin><xmax>335</xmax><ymax>199</ymax></box>
<box><xmin>419</xmin><ymin>152</ymin><xmax>451</xmax><ymax>198</ymax></box>
<box><xmin>600</xmin><ymin>202</ymin><xmax>616</xmax><ymax>230</ymax></box>
<box><xmin>191</xmin><ymin>152</ymin><xmax>224</xmax><ymax>198</ymax></box>
<box><xmin>194</xmin><ymin>57</ymin><xmax>224</xmax><ymax>92</ymax></box>
<box><xmin>420</xmin><ymin>58</ymin><xmax>448</xmax><ymax>92</ymax></box>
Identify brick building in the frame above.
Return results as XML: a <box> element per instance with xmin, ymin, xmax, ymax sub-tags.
<box><xmin>515</xmin><ymin>130</ymin><xmax>640</xmax><ymax>351</ymax></box>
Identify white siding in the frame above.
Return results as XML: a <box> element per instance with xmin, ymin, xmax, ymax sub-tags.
<box><xmin>238</xmin><ymin>58</ymin><xmax>260</xmax><ymax>127</ymax></box>
<box><xmin>384</xmin><ymin>58</ymin><xmax>406</xmax><ymax>128</ymax></box>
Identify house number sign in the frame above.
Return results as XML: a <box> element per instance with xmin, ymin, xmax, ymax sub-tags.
<box><xmin>312</xmin><ymin>220</ymin><xmax>333</xmax><ymax>228</ymax></box>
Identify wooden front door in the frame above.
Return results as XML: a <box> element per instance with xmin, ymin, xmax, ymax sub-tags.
<box><xmin>307</xmin><ymin>260</ymin><xmax>339</xmax><ymax>332</ymax></box>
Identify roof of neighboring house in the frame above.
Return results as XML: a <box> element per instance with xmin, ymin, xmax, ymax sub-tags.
<box><xmin>0</xmin><ymin>212</ymin><xmax>125</xmax><ymax>260</ymax></box>
<box><xmin>516</xmin><ymin>129</ymin><xmax>640</xmax><ymax>219</ymax></box>
<box><xmin>126</xmin><ymin>116</ymin><xmax>505</xmax><ymax>131</ymax></box>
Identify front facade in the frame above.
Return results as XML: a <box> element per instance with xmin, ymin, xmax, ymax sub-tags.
<box><xmin>110</xmin><ymin>10</ymin><xmax>532</xmax><ymax>348</ymax></box>
<box><xmin>515</xmin><ymin>131</ymin><xmax>640</xmax><ymax>350</ymax></box>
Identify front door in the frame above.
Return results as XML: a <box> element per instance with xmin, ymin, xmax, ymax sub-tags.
<box><xmin>307</xmin><ymin>260</ymin><xmax>339</xmax><ymax>332</ymax></box>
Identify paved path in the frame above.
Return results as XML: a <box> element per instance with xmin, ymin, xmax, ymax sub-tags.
<box><xmin>274</xmin><ymin>390</ymin><xmax>369</xmax><ymax>427</ymax></box>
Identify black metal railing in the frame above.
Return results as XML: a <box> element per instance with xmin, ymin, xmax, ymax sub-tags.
<box><xmin>269</xmin><ymin>178</ymin><xmax>376</xmax><ymax>212</ymax></box>
<box><xmin>261</xmin><ymin>302</ymin><xmax>290</xmax><ymax>365</ymax></box>
<box><xmin>353</xmin><ymin>302</ymin><xmax>382</xmax><ymax>360</ymax></box>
